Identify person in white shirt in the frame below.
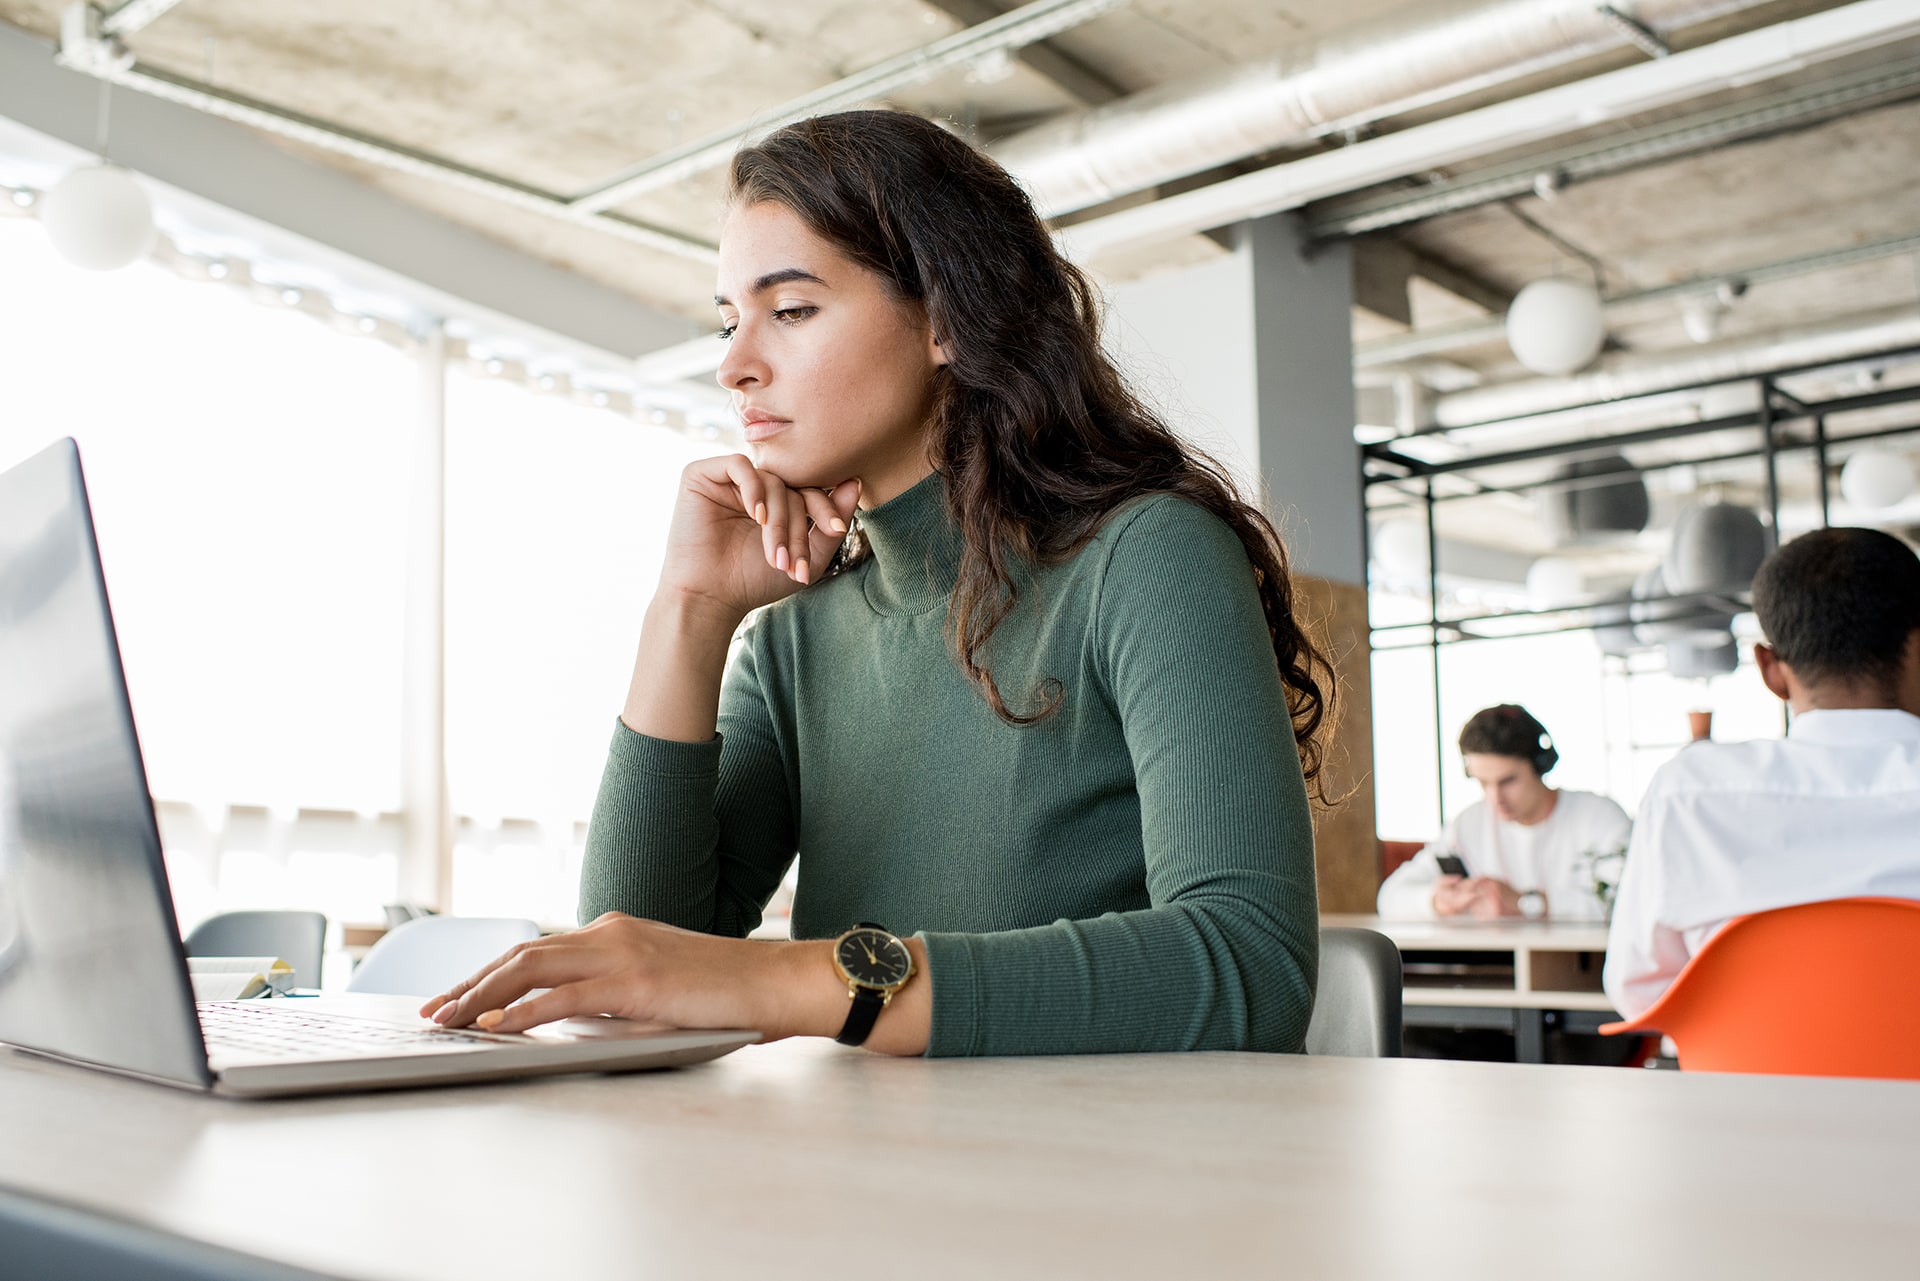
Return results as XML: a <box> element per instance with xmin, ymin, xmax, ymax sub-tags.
<box><xmin>1604</xmin><ymin>526</ymin><xmax>1920</xmax><ymax>1021</ymax></box>
<box><xmin>1378</xmin><ymin>704</ymin><xmax>1631</xmax><ymax>921</ymax></box>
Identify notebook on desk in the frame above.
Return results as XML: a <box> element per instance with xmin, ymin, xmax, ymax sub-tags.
<box><xmin>0</xmin><ymin>438</ymin><xmax>758</xmax><ymax>1097</ymax></box>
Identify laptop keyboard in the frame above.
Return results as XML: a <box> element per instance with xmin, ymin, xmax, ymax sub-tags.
<box><xmin>198</xmin><ymin>1001</ymin><xmax>522</xmax><ymax>1062</ymax></box>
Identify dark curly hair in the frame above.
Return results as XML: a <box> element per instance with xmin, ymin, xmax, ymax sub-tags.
<box><xmin>729</xmin><ymin>110</ymin><xmax>1335</xmax><ymax>799</ymax></box>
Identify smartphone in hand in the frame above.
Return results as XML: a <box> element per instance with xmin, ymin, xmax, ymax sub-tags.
<box><xmin>1434</xmin><ymin>853</ymin><xmax>1470</xmax><ymax>878</ymax></box>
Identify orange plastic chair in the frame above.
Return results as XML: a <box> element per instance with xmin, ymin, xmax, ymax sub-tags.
<box><xmin>1600</xmin><ymin>896</ymin><xmax>1920</xmax><ymax>1080</ymax></box>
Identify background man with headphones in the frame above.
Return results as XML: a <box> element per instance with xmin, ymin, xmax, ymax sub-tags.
<box><xmin>1378</xmin><ymin>704</ymin><xmax>1632</xmax><ymax>920</ymax></box>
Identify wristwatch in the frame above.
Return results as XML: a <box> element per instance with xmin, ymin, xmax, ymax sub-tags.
<box><xmin>1517</xmin><ymin>890</ymin><xmax>1548</xmax><ymax>920</ymax></box>
<box><xmin>830</xmin><ymin>922</ymin><xmax>915</xmax><ymax>1047</ymax></box>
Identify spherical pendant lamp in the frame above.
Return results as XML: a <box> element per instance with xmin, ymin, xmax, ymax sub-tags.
<box><xmin>1664</xmin><ymin>503</ymin><xmax>1768</xmax><ymax>596</ymax></box>
<box><xmin>1506</xmin><ymin>278</ymin><xmax>1606</xmax><ymax>376</ymax></box>
<box><xmin>1525</xmin><ymin>556</ymin><xmax>1584</xmax><ymax>607</ymax></box>
<box><xmin>1372</xmin><ymin>518</ymin><xmax>1432</xmax><ymax>581</ymax></box>
<box><xmin>38</xmin><ymin>164</ymin><xmax>156</xmax><ymax>271</ymax></box>
<box><xmin>1839</xmin><ymin>449</ymin><xmax>1916</xmax><ymax>511</ymax></box>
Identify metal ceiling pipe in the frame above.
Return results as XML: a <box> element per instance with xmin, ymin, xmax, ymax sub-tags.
<box><xmin>1430</xmin><ymin>306</ymin><xmax>1920</xmax><ymax>429</ymax></box>
<box><xmin>994</xmin><ymin>0</ymin><xmax>1764</xmax><ymax>218</ymax></box>
<box><xmin>569</xmin><ymin>0</ymin><xmax>1126</xmax><ymax>212</ymax></box>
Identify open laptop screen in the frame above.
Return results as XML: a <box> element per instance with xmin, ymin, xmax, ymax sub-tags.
<box><xmin>0</xmin><ymin>438</ymin><xmax>211</xmax><ymax>1088</ymax></box>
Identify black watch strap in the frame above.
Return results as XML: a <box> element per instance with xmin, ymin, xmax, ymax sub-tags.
<box><xmin>835</xmin><ymin>986</ymin><xmax>886</xmax><ymax>1047</ymax></box>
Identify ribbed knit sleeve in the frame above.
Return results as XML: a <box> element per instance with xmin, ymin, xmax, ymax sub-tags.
<box><xmin>577</xmin><ymin>624</ymin><xmax>797</xmax><ymax>937</ymax></box>
<box><xmin>919</xmin><ymin>497</ymin><xmax>1320</xmax><ymax>1056</ymax></box>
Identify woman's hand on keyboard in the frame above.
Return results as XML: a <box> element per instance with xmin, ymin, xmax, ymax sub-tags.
<box><xmin>416</xmin><ymin>911</ymin><xmax>931</xmax><ymax>1055</ymax></box>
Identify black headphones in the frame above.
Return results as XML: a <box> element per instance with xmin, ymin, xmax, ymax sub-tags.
<box><xmin>1506</xmin><ymin>706</ymin><xmax>1559</xmax><ymax>777</ymax></box>
<box><xmin>1468</xmin><ymin>705</ymin><xmax>1559</xmax><ymax>777</ymax></box>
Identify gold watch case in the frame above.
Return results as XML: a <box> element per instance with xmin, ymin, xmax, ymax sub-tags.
<box><xmin>831</xmin><ymin>925</ymin><xmax>914</xmax><ymax>1003</ymax></box>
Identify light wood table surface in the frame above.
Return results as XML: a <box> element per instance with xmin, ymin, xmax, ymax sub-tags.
<box><xmin>4</xmin><ymin>1032</ymin><xmax>1920</xmax><ymax>1279</ymax></box>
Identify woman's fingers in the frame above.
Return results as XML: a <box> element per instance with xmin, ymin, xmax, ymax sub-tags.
<box><xmin>684</xmin><ymin>453</ymin><xmax>862</xmax><ymax>591</ymax></box>
<box><xmin>829</xmin><ymin>478</ymin><xmax>861</xmax><ymax>525</ymax></box>
<box><xmin>799</xmin><ymin>487</ymin><xmax>850</xmax><ymax>573</ymax></box>
<box><xmin>760</xmin><ymin>480</ymin><xmax>791</xmax><ymax>574</ymax></box>
<box><xmin>430</xmin><ymin>939</ymin><xmax>576</xmax><ymax>1028</ymax></box>
<box><xmin>713</xmin><ymin>454</ymin><xmax>768</xmax><ymax>527</ymax></box>
<box><xmin>786</xmin><ymin>489</ymin><xmax>815</xmax><ymax>584</ymax></box>
<box><xmin>471</xmin><ymin>977</ymin><xmax>629</xmax><ymax>1035</ymax></box>
<box><xmin>417</xmin><ymin>946</ymin><xmax>520</xmax><ymax>1019</ymax></box>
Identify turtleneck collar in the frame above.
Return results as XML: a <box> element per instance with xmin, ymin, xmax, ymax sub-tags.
<box><xmin>856</xmin><ymin>469</ymin><xmax>963</xmax><ymax>615</ymax></box>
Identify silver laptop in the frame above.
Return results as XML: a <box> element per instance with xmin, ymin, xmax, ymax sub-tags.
<box><xmin>0</xmin><ymin>438</ymin><xmax>757</xmax><ymax>1097</ymax></box>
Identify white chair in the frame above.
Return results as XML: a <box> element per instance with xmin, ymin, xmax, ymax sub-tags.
<box><xmin>346</xmin><ymin>916</ymin><xmax>542</xmax><ymax>997</ymax></box>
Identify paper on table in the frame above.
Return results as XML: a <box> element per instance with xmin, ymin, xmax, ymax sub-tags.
<box><xmin>187</xmin><ymin>956</ymin><xmax>295</xmax><ymax>1001</ymax></box>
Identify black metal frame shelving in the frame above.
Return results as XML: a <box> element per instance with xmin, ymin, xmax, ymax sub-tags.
<box><xmin>1359</xmin><ymin>343</ymin><xmax>1920</xmax><ymax>824</ymax></box>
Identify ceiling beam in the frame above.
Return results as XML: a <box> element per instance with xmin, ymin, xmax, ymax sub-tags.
<box><xmin>921</xmin><ymin>0</ymin><xmax>1126</xmax><ymax>106</ymax></box>
<box><xmin>1404</xmin><ymin>245</ymin><xmax>1513</xmax><ymax>317</ymax></box>
<box><xmin>1353</xmin><ymin>240</ymin><xmax>1512</xmax><ymax>330</ymax></box>
<box><xmin>0</xmin><ymin>22</ymin><xmax>697</xmax><ymax>365</ymax></box>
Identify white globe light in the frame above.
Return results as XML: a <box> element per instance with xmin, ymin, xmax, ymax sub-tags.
<box><xmin>1840</xmin><ymin>449</ymin><xmax>1915</xmax><ymax>511</ymax></box>
<box><xmin>1372</xmin><ymin>518</ymin><xmax>1431</xmax><ymax>581</ymax></box>
<box><xmin>38</xmin><ymin>165</ymin><xmax>156</xmax><ymax>271</ymax></box>
<box><xmin>1506</xmin><ymin>278</ymin><xmax>1606</xmax><ymax>376</ymax></box>
<box><xmin>1525</xmin><ymin>556</ymin><xmax>1585</xmax><ymax>607</ymax></box>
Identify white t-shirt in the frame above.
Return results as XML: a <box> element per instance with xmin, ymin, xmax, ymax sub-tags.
<box><xmin>1376</xmin><ymin>789</ymin><xmax>1632</xmax><ymax>921</ymax></box>
<box><xmin>1603</xmin><ymin>708</ymin><xmax>1920</xmax><ymax>1021</ymax></box>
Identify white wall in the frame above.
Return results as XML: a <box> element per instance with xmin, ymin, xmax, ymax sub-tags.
<box><xmin>1102</xmin><ymin>251</ymin><xmax>1261</xmax><ymax>502</ymax></box>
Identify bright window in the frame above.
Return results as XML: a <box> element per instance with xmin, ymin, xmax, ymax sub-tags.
<box><xmin>442</xmin><ymin>369</ymin><xmax>717</xmax><ymax>920</ymax></box>
<box><xmin>0</xmin><ymin>215</ymin><xmax>722</xmax><ymax>956</ymax></box>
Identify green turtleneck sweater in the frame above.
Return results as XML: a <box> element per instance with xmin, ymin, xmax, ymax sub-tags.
<box><xmin>581</xmin><ymin>472</ymin><xmax>1318</xmax><ymax>1056</ymax></box>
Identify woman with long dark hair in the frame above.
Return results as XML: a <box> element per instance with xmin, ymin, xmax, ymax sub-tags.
<box><xmin>424</xmin><ymin>110</ymin><xmax>1333</xmax><ymax>1056</ymax></box>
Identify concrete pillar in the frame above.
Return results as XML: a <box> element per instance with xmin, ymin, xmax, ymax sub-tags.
<box><xmin>1105</xmin><ymin>213</ymin><xmax>1377</xmax><ymax>912</ymax></box>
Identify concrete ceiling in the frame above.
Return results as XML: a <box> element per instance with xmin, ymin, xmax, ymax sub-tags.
<box><xmin>0</xmin><ymin>0</ymin><xmax>1421</xmax><ymax>328</ymax></box>
<box><xmin>2</xmin><ymin>0</ymin><xmax>1919</xmax><ymax>556</ymax></box>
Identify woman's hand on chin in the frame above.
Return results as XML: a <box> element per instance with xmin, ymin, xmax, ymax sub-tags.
<box><xmin>659</xmin><ymin>453</ymin><xmax>860</xmax><ymax>620</ymax></box>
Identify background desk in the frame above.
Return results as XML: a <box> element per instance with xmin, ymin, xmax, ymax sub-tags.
<box><xmin>4</xmin><ymin>1034</ymin><xmax>1919</xmax><ymax>1279</ymax></box>
<box><xmin>1324</xmin><ymin>914</ymin><xmax>1617</xmax><ymax>1061</ymax></box>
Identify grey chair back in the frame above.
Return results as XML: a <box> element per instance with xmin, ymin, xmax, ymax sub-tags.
<box><xmin>183</xmin><ymin>910</ymin><xmax>328</xmax><ymax>989</ymax></box>
<box><xmin>1304</xmin><ymin>926</ymin><xmax>1403</xmax><ymax>1057</ymax></box>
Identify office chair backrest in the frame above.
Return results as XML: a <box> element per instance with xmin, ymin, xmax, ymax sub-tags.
<box><xmin>183</xmin><ymin>910</ymin><xmax>328</xmax><ymax>990</ymax></box>
<box><xmin>1304</xmin><ymin>927</ymin><xmax>1403</xmax><ymax>1057</ymax></box>
<box><xmin>1600</xmin><ymin>896</ymin><xmax>1920</xmax><ymax>1079</ymax></box>
<box><xmin>346</xmin><ymin>916</ymin><xmax>542</xmax><ymax>997</ymax></box>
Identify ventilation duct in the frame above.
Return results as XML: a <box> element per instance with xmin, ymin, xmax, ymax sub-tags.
<box><xmin>993</xmin><ymin>0</ymin><xmax>1767</xmax><ymax>218</ymax></box>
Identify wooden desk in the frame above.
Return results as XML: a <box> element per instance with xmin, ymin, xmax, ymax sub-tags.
<box><xmin>1323</xmin><ymin>913</ymin><xmax>1617</xmax><ymax>1061</ymax></box>
<box><xmin>3</xmin><ymin>1038</ymin><xmax>1918</xmax><ymax>1279</ymax></box>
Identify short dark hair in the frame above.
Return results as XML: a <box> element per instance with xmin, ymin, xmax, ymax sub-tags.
<box><xmin>1751</xmin><ymin>527</ymin><xmax>1920</xmax><ymax>688</ymax></box>
<box><xmin>1458</xmin><ymin>705</ymin><xmax>1558</xmax><ymax>776</ymax></box>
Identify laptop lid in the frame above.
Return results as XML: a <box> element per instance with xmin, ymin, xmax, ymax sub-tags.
<box><xmin>0</xmin><ymin>440</ymin><xmax>758</xmax><ymax>1095</ymax></box>
<box><xmin>0</xmin><ymin>438</ymin><xmax>212</xmax><ymax>1089</ymax></box>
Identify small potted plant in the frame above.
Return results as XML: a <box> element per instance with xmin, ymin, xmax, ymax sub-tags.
<box><xmin>1584</xmin><ymin>844</ymin><xmax>1628</xmax><ymax>921</ymax></box>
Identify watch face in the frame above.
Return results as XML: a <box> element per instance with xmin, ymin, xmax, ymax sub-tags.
<box><xmin>835</xmin><ymin>929</ymin><xmax>912</xmax><ymax>989</ymax></box>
